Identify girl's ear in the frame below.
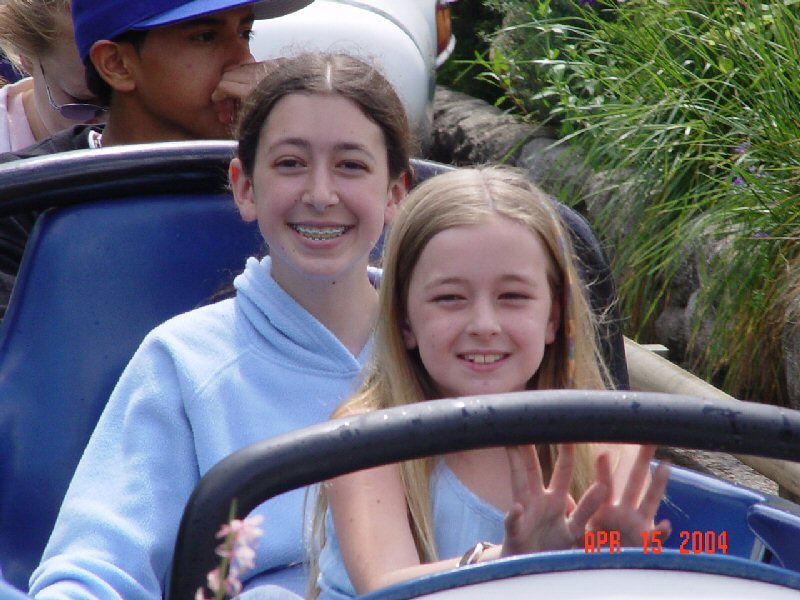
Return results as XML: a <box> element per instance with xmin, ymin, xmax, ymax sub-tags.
<box><xmin>545</xmin><ymin>293</ymin><xmax>561</xmax><ymax>345</ymax></box>
<box><xmin>229</xmin><ymin>158</ymin><xmax>257</xmax><ymax>222</ymax></box>
<box><xmin>383</xmin><ymin>171</ymin><xmax>409</xmax><ymax>226</ymax></box>
<box><xmin>401</xmin><ymin>318</ymin><xmax>418</xmax><ymax>350</ymax></box>
<box><xmin>89</xmin><ymin>40</ymin><xmax>136</xmax><ymax>92</ymax></box>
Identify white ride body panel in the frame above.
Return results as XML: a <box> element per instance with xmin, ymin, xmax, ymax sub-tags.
<box><xmin>412</xmin><ymin>569</ymin><xmax>800</xmax><ymax>599</ymax></box>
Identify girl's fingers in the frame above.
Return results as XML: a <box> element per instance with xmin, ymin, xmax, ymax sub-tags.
<box><xmin>504</xmin><ymin>502</ymin><xmax>525</xmax><ymax>538</ymax></box>
<box><xmin>568</xmin><ymin>480</ymin><xmax>609</xmax><ymax>535</ymax></box>
<box><xmin>639</xmin><ymin>460</ymin><xmax>670</xmax><ymax>518</ymax></box>
<box><xmin>522</xmin><ymin>444</ymin><xmax>544</xmax><ymax>489</ymax></box>
<box><xmin>506</xmin><ymin>446</ymin><xmax>527</xmax><ymax>504</ymax></box>
<box><xmin>507</xmin><ymin>445</ymin><xmax>543</xmax><ymax>503</ymax></box>
<box><xmin>620</xmin><ymin>445</ymin><xmax>656</xmax><ymax>507</ymax></box>
<box><xmin>593</xmin><ymin>451</ymin><xmax>612</xmax><ymax>489</ymax></box>
<box><xmin>564</xmin><ymin>492</ymin><xmax>577</xmax><ymax>516</ymax></box>
<box><xmin>654</xmin><ymin>518</ymin><xmax>672</xmax><ymax>541</ymax></box>
<box><xmin>548</xmin><ymin>444</ymin><xmax>576</xmax><ymax>493</ymax></box>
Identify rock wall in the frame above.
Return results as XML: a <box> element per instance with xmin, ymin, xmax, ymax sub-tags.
<box><xmin>429</xmin><ymin>85</ymin><xmax>799</xmax><ymax>410</ymax></box>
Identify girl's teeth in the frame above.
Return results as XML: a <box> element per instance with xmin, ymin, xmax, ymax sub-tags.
<box><xmin>292</xmin><ymin>225</ymin><xmax>348</xmax><ymax>240</ymax></box>
<box><xmin>464</xmin><ymin>353</ymin><xmax>504</xmax><ymax>364</ymax></box>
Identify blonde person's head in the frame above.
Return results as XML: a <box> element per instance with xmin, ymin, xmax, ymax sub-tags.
<box><xmin>0</xmin><ymin>0</ymin><xmax>72</xmax><ymax>70</ymax></box>
<box><xmin>349</xmin><ymin>164</ymin><xmax>610</xmax><ymax>418</ymax></box>
<box><xmin>309</xmin><ymin>166</ymin><xmax>613</xmax><ymax>595</ymax></box>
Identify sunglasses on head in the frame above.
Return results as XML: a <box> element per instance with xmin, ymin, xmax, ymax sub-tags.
<box><xmin>39</xmin><ymin>63</ymin><xmax>107</xmax><ymax>121</ymax></box>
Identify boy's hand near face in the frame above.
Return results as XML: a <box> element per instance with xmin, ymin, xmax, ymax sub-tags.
<box><xmin>212</xmin><ymin>59</ymin><xmax>282</xmax><ymax>125</ymax></box>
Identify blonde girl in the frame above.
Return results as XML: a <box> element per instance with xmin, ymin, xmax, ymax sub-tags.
<box><xmin>310</xmin><ymin>166</ymin><xmax>670</xmax><ymax>599</ymax></box>
<box><xmin>0</xmin><ymin>0</ymin><xmax>103</xmax><ymax>151</ymax></box>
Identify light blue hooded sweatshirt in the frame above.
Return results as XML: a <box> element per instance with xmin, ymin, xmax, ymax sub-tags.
<box><xmin>29</xmin><ymin>256</ymin><xmax>376</xmax><ymax>600</ymax></box>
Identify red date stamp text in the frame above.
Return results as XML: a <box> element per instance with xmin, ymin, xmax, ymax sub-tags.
<box><xmin>584</xmin><ymin>530</ymin><xmax>729</xmax><ymax>554</ymax></box>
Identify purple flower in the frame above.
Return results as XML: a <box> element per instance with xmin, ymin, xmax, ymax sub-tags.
<box><xmin>732</xmin><ymin>176</ymin><xmax>745</xmax><ymax>186</ymax></box>
<box><xmin>734</xmin><ymin>141</ymin><xmax>750</xmax><ymax>155</ymax></box>
<box><xmin>580</xmin><ymin>0</ymin><xmax>597</xmax><ymax>5</ymax></box>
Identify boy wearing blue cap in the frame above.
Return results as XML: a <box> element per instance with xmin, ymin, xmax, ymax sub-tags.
<box><xmin>0</xmin><ymin>0</ymin><xmax>310</xmax><ymax>317</ymax></box>
<box><xmin>0</xmin><ymin>0</ymin><xmax>310</xmax><ymax>157</ymax></box>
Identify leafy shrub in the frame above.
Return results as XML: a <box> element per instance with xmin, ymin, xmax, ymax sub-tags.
<box><xmin>436</xmin><ymin>0</ymin><xmax>506</xmax><ymax>105</ymax></box>
<box><xmin>476</xmin><ymin>0</ymin><xmax>619</xmax><ymax>118</ymax></box>
<box><xmin>481</xmin><ymin>0</ymin><xmax>800</xmax><ymax>403</ymax></box>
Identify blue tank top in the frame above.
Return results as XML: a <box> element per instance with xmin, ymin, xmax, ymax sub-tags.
<box><xmin>316</xmin><ymin>459</ymin><xmax>505</xmax><ymax>600</ymax></box>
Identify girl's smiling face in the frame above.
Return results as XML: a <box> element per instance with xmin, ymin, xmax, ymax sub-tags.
<box><xmin>402</xmin><ymin>215</ymin><xmax>561</xmax><ymax>399</ymax></box>
<box><xmin>231</xmin><ymin>92</ymin><xmax>405</xmax><ymax>293</ymax></box>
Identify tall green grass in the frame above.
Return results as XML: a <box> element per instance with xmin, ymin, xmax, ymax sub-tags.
<box><xmin>481</xmin><ymin>0</ymin><xmax>800</xmax><ymax>403</ymax></box>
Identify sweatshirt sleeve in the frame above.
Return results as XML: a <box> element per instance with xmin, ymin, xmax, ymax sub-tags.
<box><xmin>28</xmin><ymin>333</ymin><xmax>199</xmax><ymax>600</ymax></box>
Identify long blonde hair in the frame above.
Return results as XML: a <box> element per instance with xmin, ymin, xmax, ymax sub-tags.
<box><xmin>0</xmin><ymin>0</ymin><xmax>72</xmax><ymax>70</ymax></box>
<box><xmin>308</xmin><ymin>165</ymin><xmax>613</xmax><ymax>595</ymax></box>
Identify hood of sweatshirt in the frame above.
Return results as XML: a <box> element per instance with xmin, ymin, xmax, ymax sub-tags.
<box><xmin>232</xmin><ymin>256</ymin><xmax>378</xmax><ymax>373</ymax></box>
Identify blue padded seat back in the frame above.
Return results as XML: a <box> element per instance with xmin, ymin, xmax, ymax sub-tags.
<box><xmin>747</xmin><ymin>502</ymin><xmax>800</xmax><ymax>570</ymax></box>
<box><xmin>655</xmin><ymin>464</ymin><xmax>761</xmax><ymax>558</ymax></box>
<box><xmin>655</xmin><ymin>463</ymin><xmax>800</xmax><ymax>569</ymax></box>
<box><xmin>0</xmin><ymin>192</ymin><xmax>262</xmax><ymax>590</ymax></box>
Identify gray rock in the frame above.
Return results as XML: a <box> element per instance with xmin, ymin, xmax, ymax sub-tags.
<box><xmin>657</xmin><ymin>448</ymin><xmax>777</xmax><ymax>496</ymax></box>
<box><xmin>430</xmin><ymin>87</ymin><xmax>555</xmax><ymax>166</ymax></box>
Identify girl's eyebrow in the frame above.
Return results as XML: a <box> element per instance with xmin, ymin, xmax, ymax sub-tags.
<box><xmin>432</xmin><ymin>273</ymin><xmax>536</xmax><ymax>282</ymax></box>
<box><xmin>422</xmin><ymin>276</ymin><xmax>463</xmax><ymax>289</ymax></box>
<box><xmin>423</xmin><ymin>273</ymin><xmax>538</xmax><ymax>289</ymax></box>
<box><xmin>269</xmin><ymin>138</ymin><xmax>376</xmax><ymax>156</ymax></box>
<box><xmin>499</xmin><ymin>273</ymin><xmax>538</xmax><ymax>284</ymax></box>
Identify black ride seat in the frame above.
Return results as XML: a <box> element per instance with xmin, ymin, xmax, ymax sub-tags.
<box><xmin>0</xmin><ymin>144</ymin><xmax>627</xmax><ymax>593</ymax></box>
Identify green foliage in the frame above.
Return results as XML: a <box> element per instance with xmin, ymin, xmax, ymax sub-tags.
<box><xmin>436</xmin><ymin>0</ymin><xmax>507</xmax><ymax>104</ymax></box>
<box><xmin>476</xmin><ymin>0</ymin><xmax>618</xmax><ymax>119</ymax></box>
<box><xmin>478</xmin><ymin>0</ymin><xmax>800</xmax><ymax>403</ymax></box>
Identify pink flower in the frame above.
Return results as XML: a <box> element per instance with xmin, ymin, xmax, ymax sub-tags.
<box><xmin>207</xmin><ymin>568</ymin><xmax>222</xmax><ymax>594</ymax></box>
<box><xmin>223</xmin><ymin>574</ymin><xmax>243</xmax><ymax>597</ymax></box>
<box><xmin>197</xmin><ymin>509</ymin><xmax>266</xmax><ymax>600</ymax></box>
<box><xmin>217</xmin><ymin>514</ymin><xmax>264</xmax><ymax>573</ymax></box>
<box><xmin>235</xmin><ymin>544</ymin><xmax>257</xmax><ymax>572</ymax></box>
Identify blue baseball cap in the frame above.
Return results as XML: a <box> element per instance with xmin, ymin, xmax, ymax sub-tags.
<box><xmin>73</xmin><ymin>0</ymin><xmax>314</xmax><ymax>63</ymax></box>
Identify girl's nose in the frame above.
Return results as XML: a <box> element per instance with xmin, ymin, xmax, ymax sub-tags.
<box><xmin>466</xmin><ymin>298</ymin><xmax>501</xmax><ymax>337</ymax></box>
<box><xmin>302</xmin><ymin>170</ymin><xmax>339</xmax><ymax>211</ymax></box>
<box><xmin>301</xmin><ymin>191</ymin><xmax>339</xmax><ymax>211</ymax></box>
